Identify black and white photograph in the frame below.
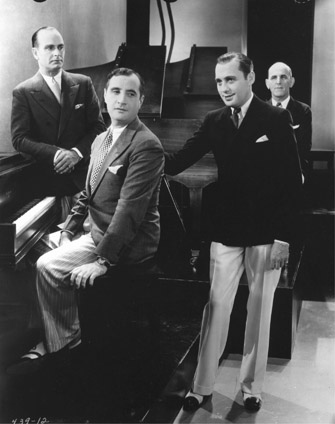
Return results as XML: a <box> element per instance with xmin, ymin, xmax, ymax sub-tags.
<box><xmin>0</xmin><ymin>1</ymin><xmax>334</xmax><ymax>423</ymax></box>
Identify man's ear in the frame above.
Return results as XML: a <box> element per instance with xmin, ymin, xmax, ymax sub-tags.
<box><xmin>32</xmin><ymin>47</ymin><xmax>39</xmax><ymax>61</ymax></box>
<box><xmin>248</xmin><ymin>71</ymin><xmax>255</xmax><ymax>86</ymax></box>
<box><xmin>289</xmin><ymin>77</ymin><xmax>295</xmax><ymax>88</ymax></box>
<box><xmin>265</xmin><ymin>78</ymin><xmax>270</xmax><ymax>90</ymax></box>
<box><xmin>139</xmin><ymin>95</ymin><xmax>145</xmax><ymax>107</ymax></box>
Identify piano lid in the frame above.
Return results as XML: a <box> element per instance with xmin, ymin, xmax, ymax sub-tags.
<box><xmin>69</xmin><ymin>44</ymin><xmax>166</xmax><ymax>119</ymax></box>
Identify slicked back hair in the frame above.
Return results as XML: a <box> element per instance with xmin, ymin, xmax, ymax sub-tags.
<box><xmin>106</xmin><ymin>67</ymin><xmax>145</xmax><ymax>97</ymax></box>
<box><xmin>32</xmin><ymin>26</ymin><xmax>58</xmax><ymax>48</ymax></box>
<box><xmin>217</xmin><ymin>52</ymin><xmax>254</xmax><ymax>79</ymax></box>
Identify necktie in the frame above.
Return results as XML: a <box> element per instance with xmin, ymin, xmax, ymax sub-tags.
<box><xmin>276</xmin><ymin>102</ymin><xmax>282</xmax><ymax>108</ymax></box>
<box><xmin>51</xmin><ymin>77</ymin><xmax>61</xmax><ymax>104</ymax></box>
<box><xmin>90</xmin><ymin>130</ymin><xmax>113</xmax><ymax>189</ymax></box>
<box><xmin>231</xmin><ymin>107</ymin><xmax>241</xmax><ymax>128</ymax></box>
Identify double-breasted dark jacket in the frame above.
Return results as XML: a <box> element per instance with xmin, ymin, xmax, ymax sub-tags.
<box><xmin>11</xmin><ymin>70</ymin><xmax>106</xmax><ymax>194</ymax></box>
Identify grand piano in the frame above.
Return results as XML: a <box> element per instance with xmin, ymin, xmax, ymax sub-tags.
<box><xmin>0</xmin><ymin>154</ymin><xmax>60</xmax><ymax>267</ymax></box>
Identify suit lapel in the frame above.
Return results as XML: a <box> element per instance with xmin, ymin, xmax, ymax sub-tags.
<box><xmin>30</xmin><ymin>72</ymin><xmax>61</xmax><ymax>120</ymax></box>
<box><xmin>89</xmin><ymin>122</ymin><xmax>137</xmax><ymax>196</ymax></box>
<box><xmin>286</xmin><ymin>97</ymin><xmax>297</xmax><ymax>120</ymax></box>
<box><xmin>237</xmin><ymin>96</ymin><xmax>267</xmax><ymax>142</ymax></box>
<box><xmin>58</xmin><ymin>71</ymin><xmax>79</xmax><ymax>139</ymax></box>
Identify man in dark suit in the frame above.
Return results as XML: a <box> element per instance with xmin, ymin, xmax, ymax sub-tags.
<box><xmin>165</xmin><ymin>52</ymin><xmax>302</xmax><ymax>412</ymax></box>
<box><xmin>8</xmin><ymin>68</ymin><xmax>164</xmax><ymax>374</ymax></box>
<box><xmin>265</xmin><ymin>61</ymin><xmax>312</xmax><ymax>180</ymax></box>
<box><xmin>11</xmin><ymin>26</ymin><xmax>106</xmax><ymax>218</ymax></box>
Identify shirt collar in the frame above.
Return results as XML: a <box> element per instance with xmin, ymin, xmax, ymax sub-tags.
<box><xmin>231</xmin><ymin>93</ymin><xmax>254</xmax><ymax>121</ymax></box>
<box><xmin>108</xmin><ymin>125</ymin><xmax>127</xmax><ymax>143</ymax></box>
<box><xmin>40</xmin><ymin>70</ymin><xmax>62</xmax><ymax>88</ymax></box>
<box><xmin>271</xmin><ymin>96</ymin><xmax>290</xmax><ymax>109</ymax></box>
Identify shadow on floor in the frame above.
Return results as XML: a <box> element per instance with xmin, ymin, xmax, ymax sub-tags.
<box><xmin>0</xmin><ymin>302</ymin><xmax>202</xmax><ymax>424</ymax></box>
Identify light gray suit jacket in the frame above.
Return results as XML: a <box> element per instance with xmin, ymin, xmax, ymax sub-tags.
<box><xmin>62</xmin><ymin>117</ymin><xmax>165</xmax><ymax>264</ymax></box>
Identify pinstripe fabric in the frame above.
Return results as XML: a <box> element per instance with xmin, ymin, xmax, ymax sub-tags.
<box><xmin>192</xmin><ymin>243</ymin><xmax>281</xmax><ymax>396</ymax></box>
<box><xmin>36</xmin><ymin>233</ymin><xmax>97</xmax><ymax>353</ymax></box>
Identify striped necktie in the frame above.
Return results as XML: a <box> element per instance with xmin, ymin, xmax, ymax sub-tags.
<box><xmin>276</xmin><ymin>102</ymin><xmax>282</xmax><ymax>108</ymax></box>
<box><xmin>90</xmin><ymin>130</ymin><xmax>113</xmax><ymax>190</ymax></box>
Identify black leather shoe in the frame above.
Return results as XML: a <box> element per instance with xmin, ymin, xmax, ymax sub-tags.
<box><xmin>183</xmin><ymin>393</ymin><xmax>210</xmax><ymax>412</ymax></box>
<box><xmin>243</xmin><ymin>396</ymin><xmax>262</xmax><ymax>412</ymax></box>
<box><xmin>6</xmin><ymin>353</ymin><xmax>48</xmax><ymax>375</ymax></box>
<box><xmin>183</xmin><ymin>395</ymin><xmax>202</xmax><ymax>411</ymax></box>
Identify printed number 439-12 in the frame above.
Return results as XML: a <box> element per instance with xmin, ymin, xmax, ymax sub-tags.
<box><xmin>12</xmin><ymin>418</ymin><xmax>48</xmax><ymax>424</ymax></box>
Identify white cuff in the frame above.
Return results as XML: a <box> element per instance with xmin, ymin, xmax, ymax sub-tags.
<box><xmin>53</xmin><ymin>149</ymin><xmax>62</xmax><ymax>163</ymax></box>
<box><xmin>274</xmin><ymin>239</ymin><xmax>289</xmax><ymax>247</ymax></box>
<box><xmin>71</xmin><ymin>148</ymin><xmax>83</xmax><ymax>159</ymax></box>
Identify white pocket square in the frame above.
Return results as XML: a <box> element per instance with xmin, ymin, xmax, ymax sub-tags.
<box><xmin>255</xmin><ymin>135</ymin><xmax>269</xmax><ymax>143</ymax></box>
<box><xmin>293</xmin><ymin>124</ymin><xmax>300</xmax><ymax>130</ymax></box>
<box><xmin>108</xmin><ymin>165</ymin><xmax>123</xmax><ymax>174</ymax></box>
<box><xmin>75</xmin><ymin>103</ymin><xmax>84</xmax><ymax>110</ymax></box>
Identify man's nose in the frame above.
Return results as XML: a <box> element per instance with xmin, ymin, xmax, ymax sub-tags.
<box><xmin>117</xmin><ymin>93</ymin><xmax>126</xmax><ymax>104</ymax></box>
<box><xmin>220</xmin><ymin>82</ymin><xmax>229</xmax><ymax>93</ymax></box>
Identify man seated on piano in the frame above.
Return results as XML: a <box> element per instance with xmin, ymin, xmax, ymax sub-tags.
<box><xmin>7</xmin><ymin>67</ymin><xmax>164</xmax><ymax>375</ymax></box>
<box><xmin>11</xmin><ymin>26</ymin><xmax>106</xmax><ymax>220</ymax></box>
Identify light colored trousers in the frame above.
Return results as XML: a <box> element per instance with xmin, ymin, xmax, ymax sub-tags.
<box><xmin>36</xmin><ymin>232</ymin><xmax>97</xmax><ymax>353</ymax></box>
<box><xmin>193</xmin><ymin>242</ymin><xmax>281</xmax><ymax>396</ymax></box>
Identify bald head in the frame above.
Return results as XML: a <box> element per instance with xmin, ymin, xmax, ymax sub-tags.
<box><xmin>265</xmin><ymin>62</ymin><xmax>295</xmax><ymax>102</ymax></box>
<box><xmin>267</xmin><ymin>62</ymin><xmax>293</xmax><ymax>78</ymax></box>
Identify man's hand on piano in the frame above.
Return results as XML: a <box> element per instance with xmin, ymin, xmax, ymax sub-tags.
<box><xmin>70</xmin><ymin>261</ymin><xmax>109</xmax><ymax>289</ymax></box>
<box><xmin>54</xmin><ymin>149</ymin><xmax>80</xmax><ymax>174</ymax></box>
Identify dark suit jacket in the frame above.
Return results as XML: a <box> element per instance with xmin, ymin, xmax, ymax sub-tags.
<box><xmin>11</xmin><ymin>70</ymin><xmax>106</xmax><ymax>195</ymax></box>
<box><xmin>63</xmin><ymin>117</ymin><xmax>165</xmax><ymax>265</ymax></box>
<box><xmin>267</xmin><ymin>97</ymin><xmax>312</xmax><ymax>178</ymax></box>
<box><xmin>165</xmin><ymin>95</ymin><xmax>302</xmax><ymax>246</ymax></box>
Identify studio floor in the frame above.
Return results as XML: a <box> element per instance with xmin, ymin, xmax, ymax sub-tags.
<box><xmin>0</xmin><ymin>224</ymin><xmax>334</xmax><ymax>423</ymax></box>
<box><xmin>172</xmin><ymin>299</ymin><xmax>335</xmax><ymax>424</ymax></box>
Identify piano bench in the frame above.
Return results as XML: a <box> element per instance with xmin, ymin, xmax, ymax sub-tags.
<box><xmin>226</xmin><ymin>244</ymin><xmax>304</xmax><ymax>359</ymax></box>
<box><xmin>78</xmin><ymin>261</ymin><xmax>162</xmax><ymax>352</ymax></box>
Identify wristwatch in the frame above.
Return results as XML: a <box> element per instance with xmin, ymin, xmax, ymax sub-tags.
<box><xmin>96</xmin><ymin>256</ymin><xmax>111</xmax><ymax>268</ymax></box>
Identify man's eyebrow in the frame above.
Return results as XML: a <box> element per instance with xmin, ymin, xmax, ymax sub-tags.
<box><xmin>215</xmin><ymin>76</ymin><xmax>235</xmax><ymax>82</ymax></box>
<box><xmin>44</xmin><ymin>43</ymin><xmax>64</xmax><ymax>48</ymax></box>
<box><xmin>270</xmin><ymin>74</ymin><xmax>288</xmax><ymax>78</ymax></box>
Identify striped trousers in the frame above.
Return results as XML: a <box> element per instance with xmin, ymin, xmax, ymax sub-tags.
<box><xmin>192</xmin><ymin>242</ymin><xmax>281</xmax><ymax>396</ymax></box>
<box><xmin>36</xmin><ymin>232</ymin><xmax>97</xmax><ymax>353</ymax></box>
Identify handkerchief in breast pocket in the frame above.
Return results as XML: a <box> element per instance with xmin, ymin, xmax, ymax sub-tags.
<box><xmin>255</xmin><ymin>135</ymin><xmax>269</xmax><ymax>143</ymax></box>
<box><xmin>75</xmin><ymin>103</ymin><xmax>84</xmax><ymax>110</ymax></box>
<box><xmin>293</xmin><ymin>124</ymin><xmax>300</xmax><ymax>130</ymax></box>
<box><xmin>108</xmin><ymin>165</ymin><xmax>123</xmax><ymax>175</ymax></box>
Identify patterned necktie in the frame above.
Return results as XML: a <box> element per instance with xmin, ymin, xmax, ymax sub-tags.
<box><xmin>51</xmin><ymin>77</ymin><xmax>61</xmax><ymax>104</ymax></box>
<box><xmin>231</xmin><ymin>107</ymin><xmax>241</xmax><ymax>128</ymax></box>
<box><xmin>276</xmin><ymin>102</ymin><xmax>282</xmax><ymax>108</ymax></box>
<box><xmin>90</xmin><ymin>130</ymin><xmax>113</xmax><ymax>189</ymax></box>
